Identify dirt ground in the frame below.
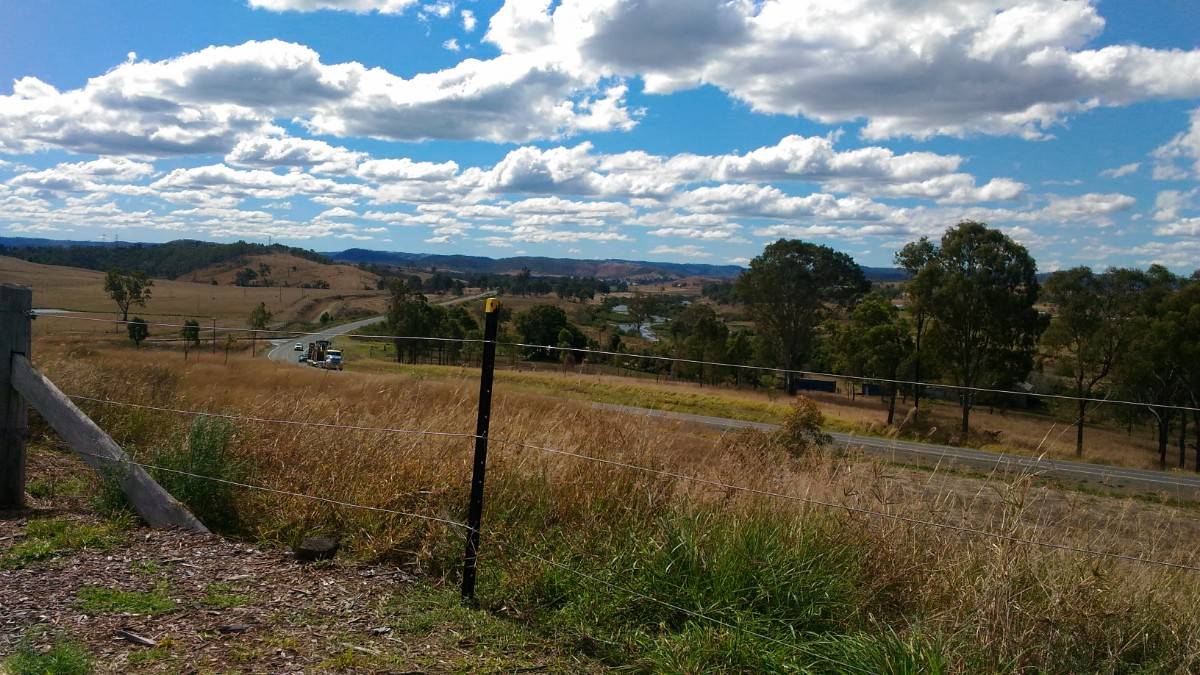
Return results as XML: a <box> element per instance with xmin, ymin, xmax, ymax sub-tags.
<box><xmin>0</xmin><ymin>453</ymin><xmax>597</xmax><ymax>674</ymax></box>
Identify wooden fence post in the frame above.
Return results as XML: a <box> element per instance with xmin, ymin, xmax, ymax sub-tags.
<box><xmin>1</xmin><ymin>284</ymin><xmax>32</xmax><ymax>509</ymax></box>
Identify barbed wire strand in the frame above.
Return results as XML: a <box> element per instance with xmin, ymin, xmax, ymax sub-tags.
<box><xmin>64</xmin><ymin>443</ymin><xmax>854</xmax><ymax>668</ymax></box>
<box><xmin>36</xmin><ymin>312</ymin><xmax>1200</xmax><ymax>413</ymax></box>
<box><xmin>69</xmin><ymin>446</ymin><xmax>471</xmax><ymax>532</ymax></box>
<box><xmin>489</xmin><ymin>436</ymin><xmax>1200</xmax><ymax>574</ymax></box>
<box><xmin>62</xmin><ymin>391</ymin><xmax>1200</xmax><ymax>572</ymax></box>
<box><xmin>67</xmin><ymin>394</ymin><xmax>480</xmax><ymax>441</ymax></box>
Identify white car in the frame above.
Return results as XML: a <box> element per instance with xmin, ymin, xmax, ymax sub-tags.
<box><xmin>294</xmin><ymin>343</ymin><xmax>303</xmax><ymax>351</ymax></box>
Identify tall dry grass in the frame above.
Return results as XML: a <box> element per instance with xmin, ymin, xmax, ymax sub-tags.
<box><xmin>29</xmin><ymin>342</ymin><xmax>1200</xmax><ymax>672</ymax></box>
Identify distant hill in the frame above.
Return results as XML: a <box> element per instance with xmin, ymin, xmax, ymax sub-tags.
<box><xmin>327</xmin><ymin>248</ymin><xmax>745</xmax><ymax>280</ymax></box>
<box><xmin>0</xmin><ymin>239</ymin><xmax>331</xmax><ymax>279</ymax></box>
<box><xmin>0</xmin><ymin>236</ymin><xmax>908</xmax><ymax>283</ymax></box>
<box><xmin>183</xmin><ymin>252</ymin><xmax>378</xmax><ymax>291</ymax></box>
<box><xmin>327</xmin><ymin>248</ymin><xmax>909</xmax><ymax>282</ymax></box>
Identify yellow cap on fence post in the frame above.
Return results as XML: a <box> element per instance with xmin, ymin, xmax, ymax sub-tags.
<box><xmin>484</xmin><ymin>297</ymin><xmax>500</xmax><ymax>313</ymax></box>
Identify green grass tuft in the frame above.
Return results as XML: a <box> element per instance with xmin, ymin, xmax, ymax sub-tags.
<box><xmin>0</xmin><ymin>518</ymin><xmax>122</xmax><ymax>569</ymax></box>
<box><xmin>77</xmin><ymin>582</ymin><xmax>175</xmax><ymax>616</ymax></box>
<box><xmin>3</xmin><ymin>639</ymin><xmax>94</xmax><ymax>675</ymax></box>
<box><xmin>202</xmin><ymin>582</ymin><xmax>253</xmax><ymax>609</ymax></box>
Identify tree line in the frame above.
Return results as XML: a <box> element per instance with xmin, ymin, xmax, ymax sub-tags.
<box><xmin>376</xmin><ymin>220</ymin><xmax>1199</xmax><ymax>469</ymax></box>
<box><xmin>4</xmin><ymin>240</ymin><xmax>330</xmax><ymax>278</ymax></box>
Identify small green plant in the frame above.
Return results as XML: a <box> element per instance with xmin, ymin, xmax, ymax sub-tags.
<box><xmin>202</xmin><ymin>582</ymin><xmax>252</xmax><ymax>609</ymax></box>
<box><xmin>26</xmin><ymin>475</ymin><xmax>87</xmax><ymax>500</ymax></box>
<box><xmin>0</xmin><ymin>518</ymin><xmax>122</xmax><ymax>569</ymax></box>
<box><xmin>148</xmin><ymin>417</ymin><xmax>244</xmax><ymax>531</ymax></box>
<box><xmin>775</xmin><ymin>395</ymin><xmax>833</xmax><ymax>457</ymax></box>
<box><xmin>78</xmin><ymin>582</ymin><xmax>175</xmax><ymax>615</ymax></box>
<box><xmin>4</xmin><ymin>638</ymin><xmax>94</xmax><ymax>675</ymax></box>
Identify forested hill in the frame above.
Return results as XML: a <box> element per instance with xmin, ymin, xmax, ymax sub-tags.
<box><xmin>0</xmin><ymin>239</ymin><xmax>330</xmax><ymax>279</ymax></box>
<box><xmin>327</xmin><ymin>248</ymin><xmax>745</xmax><ymax>280</ymax></box>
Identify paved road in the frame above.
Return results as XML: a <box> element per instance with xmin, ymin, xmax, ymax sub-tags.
<box><xmin>265</xmin><ymin>291</ymin><xmax>495</xmax><ymax>364</ymax></box>
<box><xmin>594</xmin><ymin>403</ymin><xmax>1200</xmax><ymax>499</ymax></box>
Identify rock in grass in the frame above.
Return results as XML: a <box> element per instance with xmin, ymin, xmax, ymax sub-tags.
<box><xmin>294</xmin><ymin>537</ymin><xmax>339</xmax><ymax>562</ymax></box>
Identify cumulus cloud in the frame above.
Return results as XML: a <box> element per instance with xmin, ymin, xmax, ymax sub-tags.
<box><xmin>247</xmin><ymin>0</ymin><xmax>416</xmax><ymax>13</ymax></box>
<box><xmin>485</xmin><ymin>0</ymin><xmax>1200</xmax><ymax>139</ymax></box>
<box><xmin>0</xmin><ymin>39</ymin><xmax>639</xmax><ymax>156</ymax></box>
<box><xmin>461</xmin><ymin>9</ymin><xmax>476</xmax><ymax>31</ymax></box>
<box><xmin>1100</xmin><ymin>162</ymin><xmax>1140</xmax><ymax>178</ymax></box>
<box><xmin>1152</xmin><ymin>108</ymin><xmax>1200</xmax><ymax>180</ymax></box>
<box><xmin>9</xmin><ymin>157</ymin><xmax>155</xmax><ymax>194</ymax></box>
<box><xmin>225</xmin><ymin>135</ymin><xmax>365</xmax><ymax>173</ymax></box>
<box><xmin>649</xmin><ymin>244</ymin><xmax>712</xmax><ymax>258</ymax></box>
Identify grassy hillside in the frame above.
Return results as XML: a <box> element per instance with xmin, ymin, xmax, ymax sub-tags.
<box><xmin>179</xmin><ymin>252</ymin><xmax>379</xmax><ymax>291</ymax></box>
<box><xmin>0</xmin><ymin>240</ymin><xmax>331</xmax><ymax>279</ymax></box>
<box><xmin>0</xmin><ymin>255</ymin><xmax>387</xmax><ymax>330</ymax></box>
<box><xmin>19</xmin><ymin>343</ymin><xmax>1200</xmax><ymax>673</ymax></box>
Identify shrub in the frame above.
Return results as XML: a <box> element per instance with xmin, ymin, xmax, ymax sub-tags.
<box><xmin>776</xmin><ymin>396</ymin><xmax>832</xmax><ymax>457</ymax></box>
<box><xmin>147</xmin><ymin>417</ymin><xmax>244</xmax><ymax>532</ymax></box>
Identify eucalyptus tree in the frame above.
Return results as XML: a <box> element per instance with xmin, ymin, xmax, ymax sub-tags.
<box><xmin>1041</xmin><ymin>267</ymin><xmax>1147</xmax><ymax>457</ymax></box>
<box><xmin>910</xmin><ymin>221</ymin><xmax>1045</xmax><ymax>435</ymax></box>
<box><xmin>735</xmin><ymin>239</ymin><xmax>868</xmax><ymax>393</ymax></box>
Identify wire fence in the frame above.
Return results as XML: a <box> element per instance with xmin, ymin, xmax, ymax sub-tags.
<box><xmin>62</xmin><ymin>391</ymin><xmax>1200</xmax><ymax>574</ymax></box>
<box><xmin>35</xmin><ymin>311</ymin><xmax>1200</xmax><ymax>414</ymax></box>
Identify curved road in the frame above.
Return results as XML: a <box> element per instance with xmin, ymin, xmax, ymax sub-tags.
<box><xmin>265</xmin><ymin>291</ymin><xmax>495</xmax><ymax>364</ymax></box>
<box><xmin>594</xmin><ymin>403</ymin><xmax>1200</xmax><ymax>499</ymax></box>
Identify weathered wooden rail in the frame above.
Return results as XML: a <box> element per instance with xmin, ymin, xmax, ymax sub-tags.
<box><xmin>0</xmin><ymin>283</ymin><xmax>205</xmax><ymax>531</ymax></box>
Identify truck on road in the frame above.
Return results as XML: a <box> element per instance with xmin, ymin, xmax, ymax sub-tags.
<box><xmin>305</xmin><ymin>340</ymin><xmax>344</xmax><ymax>370</ymax></box>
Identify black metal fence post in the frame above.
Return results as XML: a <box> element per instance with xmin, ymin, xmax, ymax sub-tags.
<box><xmin>462</xmin><ymin>297</ymin><xmax>500</xmax><ymax>604</ymax></box>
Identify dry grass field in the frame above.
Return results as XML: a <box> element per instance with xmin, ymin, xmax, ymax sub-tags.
<box><xmin>0</xmin><ymin>255</ymin><xmax>389</xmax><ymax>337</ymax></box>
<box><xmin>337</xmin><ymin>342</ymin><xmax>1177</xmax><ymax>472</ymax></box>
<box><xmin>179</xmin><ymin>252</ymin><xmax>379</xmax><ymax>291</ymax></box>
<box><xmin>13</xmin><ymin>338</ymin><xmax>1200</xmax><ymax>672</ymax></box>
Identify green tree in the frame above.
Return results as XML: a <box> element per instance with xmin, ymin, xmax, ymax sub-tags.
<box><xmin>735</xmin><ymin>239</ymin><xmax>868</xmax><ymax>393</ymax></box>
<box><xmin>181</xmin><ymin>319</ymin><xmax>201</xmax><ymax>347</ymax></box>
<box><xmin>914</xmin><ymin>221</ymin><xmax>1044</xmax><ymax>436</ymax></box>
<box><xmin>387</xmin><ymin>282</ymin><xmax>443</xmax><ymax>363</ymax></box>
<box><xmin>1041</xmin><ymin>267</ymin><xmax>1147</xmax><ymax>457</ymax></box>
<box><xmin>894</xmin><ymin>237</ymin><xmax>938</xmax><ymax>410</ymax></box>
<box><xmin>248</xmin><ymin>302</ymin><xmax>272</xmax><ymax>356</ymax></box>
<box><xmin>103</xmin><ymin>269</ymin><xmax>153</xmax><ymax>322</ymax></box>
<box><xmin>1162</xmin><ymin>282</ymin><xmax>1200</xmax><ymax>470</ymax></box>
<box><xmin>669</xmin><ymin>304</ymin><xmax>730</xmax><ymax>384</ymax></box>
<box><xmin>127</xmin><ymin>317</ymin><xmax>149</xmax><ymax>347</ymax></box>
<box><xmin>514</xmin><ymin>304</ymin><xmax>571</xmax><ymax>360</ymax></box>
<box><xmin>1113</xmin><ymin>269</ymin><xmax>1189</xmax><ymax>469</ymax></box>
<box><xmin>627</xmin><ymin>291</ymin><xmax>661</xmax><ymax>332</ymax></box>
<box><xmin>829</xmin><ymin>294</ymin><xmax>913</xmax><ymax>424</ymax></box>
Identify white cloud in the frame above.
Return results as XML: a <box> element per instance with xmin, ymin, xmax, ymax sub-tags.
<box><xmin>485</xmin><ymin>0</ymin><xmax>1200</xmax><ymax>140</ymax></box>
<box><xmin>649</xmin><ymin>244</ymin><xmax>711</xmax><ymax>258</ymax></box>
<box><xmin>247</xmin><ymin>0</ymin><xmax>416</xmax><ymax>13</ymax></box>
<box><xmin>9</xmin><ymin>157</ymin><xmax>155</xmax><ymax>194</ymax></box>
<box><xmin>1099</xmin><ymin>162</ymin><xmax>1140</xmax><ymax>178</ymax></box>
<box><xmin>0</xmin><ymin>39</ymin><xmax>639</xmax><ymax>156</ymax></box>
<box><xmin>442</xmin><ymin>38</ymin><xmax>461</xmax><ymax>52</ymax></box>
<box><xmin>461</xmin><ymin>9</ymin><xmax>476</xmax><ymax>31</ymax></box>
<box><xmin>1152</xmin><ymin>108</ymin><xmax>1200</xmax><ymax>180</ymax></box>
<box><xmin>225</xmin><ymin>135</ymin><xmax>365</xmax><ymax>173</ymax></box>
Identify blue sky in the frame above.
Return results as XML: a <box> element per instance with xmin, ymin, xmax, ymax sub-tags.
<box><xmin>1</xmin><ymin>0</ymin><xmax>1199</xmax><ymax>271</ymax></box>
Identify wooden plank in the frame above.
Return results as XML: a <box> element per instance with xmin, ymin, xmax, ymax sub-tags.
<box><xmin>0</xmin><ymin>284</ymin><xmax>31</xmax><ymax>508</ymax></box>
<box><xmin>11</xmin><ymin>354</ymin><xmax>208</xmax><ymax>532</ymax></box>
